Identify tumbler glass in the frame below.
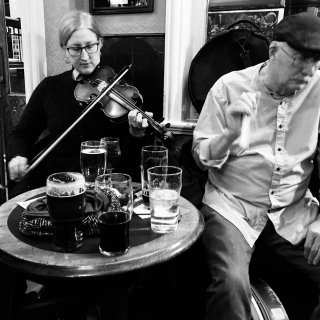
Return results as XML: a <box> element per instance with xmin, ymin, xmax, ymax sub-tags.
<box><xmin>95</xmin><ymin>173</ymin><xmax>133</xmax><ymax>256</ymax></box>
<box><xmin>148</xmin><ymin>166</ymin><xmax>182</xmax><ymax>234</ymax></box>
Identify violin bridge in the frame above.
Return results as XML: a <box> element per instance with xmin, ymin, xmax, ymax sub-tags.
<box><xmin>97</xmin><ymin>81</ymin><xmax>107</xmax><ymax>92</ymax></box>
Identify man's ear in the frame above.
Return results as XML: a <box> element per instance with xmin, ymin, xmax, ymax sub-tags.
<box><xmin>269</xmin><ymin>45</ymin><xmax>277</xmax><ymax>60</ymax></box>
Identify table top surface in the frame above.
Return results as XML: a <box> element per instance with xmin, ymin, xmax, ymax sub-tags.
<box><xmin>0</xmin><ymin>187</ymin><xmax>204</xmax><ymax>281</ymax></box>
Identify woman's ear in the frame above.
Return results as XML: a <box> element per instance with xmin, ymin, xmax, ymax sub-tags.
<box><xmin>99</xmin><ymin>37</ymin><xmax>103</xmax><ymax>49</ymax></box>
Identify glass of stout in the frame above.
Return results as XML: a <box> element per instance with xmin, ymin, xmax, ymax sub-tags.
<box><xmin>46</xmin><ymin>172</ymin><xmax>86</xmax><ymax>252</ymax></box>
<box><xmin>95</xmin><ymin>173</ymin><xmax>133</xmax><ymax>256</ymax></box>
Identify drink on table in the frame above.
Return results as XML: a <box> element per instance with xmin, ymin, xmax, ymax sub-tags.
<box><xmin>149</xmin><ymin>189</ymin><xmax>180</xmax><ymax>233</ymax></box>
<box><xmin>147</xmin><ymin>166</ymin><xmax>182</xmax><ymax>234</ymax></box>
<box><xmin>80</xmin><ymin>140</ymin><xmax>107</xmax><ymax>187</ymax></box>
<box><xmin>140</xmin><ymin>145</ymin><xmax>168</xmax><ymax>207</ymax></box>
<box><xmin>46</xmin><ymin>172</ymin><xmax>86</xmax><ymax>252</ymax></box>
<box><xmin>98</xmin><ymin>211</ymin><xmax>130</xmax><ymax>255</ymax></box>
<box><xmin>95</xmin><ymin>173</ymin><xmax>133</xmax><ymax>256</ymax></box>
<box><xmin>100</xmin><ymin>137</ymin><xmax>121</xmax><ymax>173</ymax></box>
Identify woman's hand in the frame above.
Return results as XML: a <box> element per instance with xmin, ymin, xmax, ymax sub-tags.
<box><xmin>8</xmin><ymin>156</ymin><xmax>29</xmax><ymax>181</ymax></box>
<box><xmin>128</xmin><ymin>110</ymin><xmax>153</xmax><ymax>138</ymax></box>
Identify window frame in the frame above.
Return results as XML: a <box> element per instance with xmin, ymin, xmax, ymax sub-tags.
<box><xmin>163</xmin><ymin>0</ymin><xmax>208</xmax><ymax>135</ymax></box>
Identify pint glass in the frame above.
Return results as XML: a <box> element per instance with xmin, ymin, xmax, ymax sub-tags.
<box><xmin>46</xmin><ymin>172</ymin><xmax>86</xmax><ymax>252</ymax></box>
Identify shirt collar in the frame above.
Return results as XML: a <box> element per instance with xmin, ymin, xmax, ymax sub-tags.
<box><xmin>72</xmin><ymin>69</ymin><xmax>84</xmax><ymax>82</ymax></box>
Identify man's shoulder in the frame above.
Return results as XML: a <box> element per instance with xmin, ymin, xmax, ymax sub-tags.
<box><xmin>219</xmin><ymin>63</ymin><xmax>262</xmax><ymax>85</ymax></box>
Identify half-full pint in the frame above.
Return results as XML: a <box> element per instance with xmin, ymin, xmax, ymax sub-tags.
<box><xmin>46</xmin><ymin>172</ymin><xmax>86</xmax><ymax>252</ymax></box>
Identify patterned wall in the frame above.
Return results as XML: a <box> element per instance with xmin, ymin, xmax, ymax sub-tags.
<box><xmin>43</xmin><ymin>0</ymin><xmax>166</xmax><ymax>76</ymax></box>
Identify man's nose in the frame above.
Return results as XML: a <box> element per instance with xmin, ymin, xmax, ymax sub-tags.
<box><xmin>301</xmin><ymin>62</ymin><xmax>319</xmax><ymax>75</ymax></box>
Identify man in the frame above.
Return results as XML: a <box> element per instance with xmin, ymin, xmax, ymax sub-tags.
<box><xmin>192</xmin><ymin>12</ymin><xmax>320</xmax><ymax>320</ymax></box>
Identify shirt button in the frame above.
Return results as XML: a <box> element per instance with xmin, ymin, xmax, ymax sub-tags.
<box><xmin>271</xmin><ymin>191</ymin><xmax>274</xmax><ymax>195</ymax></box>
<box><xmin>276</xmin><ymin>167</ymin><xmax>280</xmax><ymax>171</ymax></box>
<box><xmin>279</xmin><ymin>125</ymin><xmax>282</xmax><ymax>129</ymax></box>
<box><xmin>277</xmin><ymin>148</ymin><xmax>281</xmax><ymax>152</ymax></box>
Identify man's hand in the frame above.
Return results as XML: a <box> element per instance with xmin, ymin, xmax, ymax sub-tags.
<box><xmin>8</xmin><ymin>156</ymin><xmax>29</xmax><ymax>181</ymax></box>
<box><xmin>304</xmin><ymin>219</ymin><xmax>320</xmax><ymax>265</ymax></box>
<box><xmin>225</xmin><ymin>92</ymin><xmax>260</xmax><ymax>139</ymax></box>
<box><xmin>128</xmin><ymin>110</ymin><xmax>153</xmax><ymax>138</ymax></box>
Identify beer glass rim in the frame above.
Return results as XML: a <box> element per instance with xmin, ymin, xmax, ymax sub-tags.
<box><xmin>141</xmin><ymin>145</ymin><xmax>168</xmax><ymax>152</ymax></box>
<box><xmin>46</xmin><ymin>171</ymin><xmax>85</xmax><ymax>182</ymax></box>
<box><xmin>81</xmin><ymin>140</ymin><xmax>106</xmax><ymax>147</ymax></box>
<box><xmin>95</xmin><ymin>173</ymin><xmax>132</xmax><ymax>183</ymax></box>
<box><xmin>147</xmin><ymin>166</ymin><xmax>182</xmax><ymax>176</ymax></box>
<box><xmin>100</xmin><ymin>137</ymin><xmax>119</xmax><ymax>143</ymax></box>
<box><xmin>46</xmin><ymin>172</ymin><xmax>86</xmax><ymax>196</ymax></box>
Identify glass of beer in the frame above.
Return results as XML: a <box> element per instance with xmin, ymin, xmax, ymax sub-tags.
<box><xmin>100</xmin><ymin>137</ymin><xmax>121</xmax><ymax>173</ymax></box>
<box><xmin>95</xmin><ymin>173</ymin><xmax>133</xmax><ymax>256</ymax></box>
<box><xmin>46</xmin><ymin>172</ymin><xmax>86</xmax><ymax>252</ymax></box>
<box><xmin>148</xmin><ymin>166</ymin><xmax>182</xmax><ymax>234</ymax></box>
<box><xmin>140</xmin><ymin>145</ymin><xmax>168</xmax><ymax>207</ymax></box>
<box><xmin>80</xmin><ymin>140</ymin><xmax>107</xmax><ymax>188</ymax></box>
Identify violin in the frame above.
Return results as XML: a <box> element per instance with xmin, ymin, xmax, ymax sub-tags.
<box><xmin>74</xmin><ymin>65</ymin><xmax>174</xmax><ymax>146</ymax></box>
<box><xmin>6</xmin><ymin>65</ymin><xmax>132</xmax><ymax>184</ymax></box>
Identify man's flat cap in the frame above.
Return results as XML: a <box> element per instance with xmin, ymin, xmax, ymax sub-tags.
<box><xmin>273</xmin><ymin>12</ymin><xmax>320</xmax><ymax>55</ymax></box>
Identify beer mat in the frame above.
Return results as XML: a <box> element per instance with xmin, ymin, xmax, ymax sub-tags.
<box><xmin>134</xmin><ymin>203</ymin><xmax>150</xmax><ymax>219</ymax></box>
<box><xmin>17</xmin><ymin>195</ymin><xmax>47</xmax><ymax>210</ymax></box>
<box><xmin>18</xmin><ymin>189</ymin><xmax>119</xmax><ymax>238</ymax></box>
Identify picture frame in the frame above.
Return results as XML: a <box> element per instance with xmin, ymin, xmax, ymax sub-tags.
<box><xmin>207</xmin><ymin>8</ymin><xmax>284</xmax><ymax>41</ymax></box>
<box><xmin>89</xmin><ymin>0</ymin><xmax>154</xmax><ymax>15</ymax></box>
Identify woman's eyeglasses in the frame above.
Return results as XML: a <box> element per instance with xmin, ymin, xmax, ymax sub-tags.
<box><xmin>278</xmin><ymin>46</ymin><xmax>320</xmax><ymax>67</ymax></box>
<box><xmin>66</xmin><ymin>43</ymin><xmax>99</xmax><ymax>57</ymax></box>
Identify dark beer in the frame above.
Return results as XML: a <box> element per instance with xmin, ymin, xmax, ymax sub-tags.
<box><xmin>98</xmin><ymin>211</ymin><xmax>130</xmax><ymax>256</ymax></box>
<box><xmin>46</xmin><ymin>172</ymin><xmax>86</xmax><ymax>252</ymax></box>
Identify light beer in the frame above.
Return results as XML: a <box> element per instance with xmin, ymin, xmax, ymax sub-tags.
<box><xmin>80</xmin><ymin>147</ymin><xmax>106</xmax><ymax>185</ymax></box>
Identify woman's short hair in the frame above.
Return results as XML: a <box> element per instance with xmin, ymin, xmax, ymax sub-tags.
<box><xmin>58</xmin><ymin>10</ymin><xmax>102</xmax><ymax>48</ymax></box>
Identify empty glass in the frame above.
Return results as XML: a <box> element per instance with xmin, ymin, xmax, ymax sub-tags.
<box><xmin>100</xmin><ymin>137</ymin><xmax>121</xmax><ymax>173</ymax></box>
<box><xmin>140</xmin><ymin>145</ymin><xmax>168</xmax><ymax>207</ymax></box>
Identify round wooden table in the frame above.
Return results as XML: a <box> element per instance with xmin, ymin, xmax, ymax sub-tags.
<box><xmin>0</xmin><ymin>187</ymin><xmax>204</xmax><ymax>281</ymax></box>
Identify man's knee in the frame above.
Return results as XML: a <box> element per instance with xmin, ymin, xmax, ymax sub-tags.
<box><xmin>208</xmin><ymin>264</ymin><xmax>251</xmax><ymax>297</ymax></box>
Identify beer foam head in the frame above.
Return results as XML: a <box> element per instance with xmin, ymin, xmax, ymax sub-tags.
<box><xmin>46</xmin><ymin>172</ymin><xmax>85</xmax><ymax>197</ymax></box>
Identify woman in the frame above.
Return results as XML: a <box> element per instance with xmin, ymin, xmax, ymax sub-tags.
<box><xmin>7</xmin><ymin>10</ymin><xmax>153</xmax><ymax>195</ymax></box>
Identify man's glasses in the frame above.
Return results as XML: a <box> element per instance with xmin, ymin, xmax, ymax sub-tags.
<box><xmin>278</xmin><ymin>46</ymin><xmax>320</xmax><ymax>67</ymax></box>
<box><xmin>66</xmin><ymin>43</ymin><xmax>99</xmax><ymax>57</ymax></box>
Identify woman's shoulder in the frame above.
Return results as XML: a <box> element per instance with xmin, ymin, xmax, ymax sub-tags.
<box><xmin>36</xmin><ymin>69</ymin><xmax>74</xmax><ymax>90</ymax></box>
<box><xmin>44</xmin><ymin>69</ymin><xmax>73</xmax><ymax>83</ymax></box>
